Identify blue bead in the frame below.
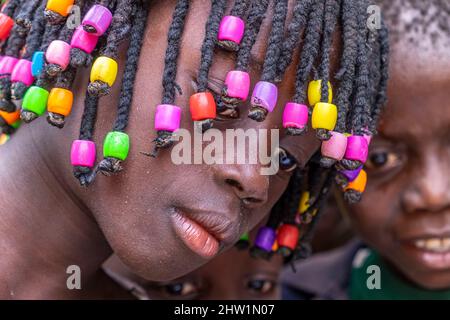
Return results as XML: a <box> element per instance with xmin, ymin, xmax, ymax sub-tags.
<box><xmin>31</xmin><ymin>51</ymin><xmax>45</xmax><ymax>77</ymax></box>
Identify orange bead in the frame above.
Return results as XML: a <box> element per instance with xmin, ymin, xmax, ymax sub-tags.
<box><xmin>344</xmin><ymin>169</ymin><xmax>367</xmax><ymax>193</ymax></box>
<box><xmin>0</xmin><ymin>13</ymin><xmax>14</xmax><ymax>41</ymax></box>
<box><xmin>47</xmin><ymin>88</ymin><xmax>74</xmax><ymax>116</ymax></box>
<box><xmin>0</xmin><ymin>109</ymin><xmax>20</xmax><ymax>125</ymax></box>
<box><xmin>46</xmin><ymin>0</ymin><xmax>74</xmax><ymax>17</ymax></box>
<box><xmin>189</xmin><ymin>92</ymin><xmax>217</xmax><ymax>121</ymax></box>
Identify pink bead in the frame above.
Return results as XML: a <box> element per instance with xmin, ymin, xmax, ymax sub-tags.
<box><xmin>46</xmin><ymin>40</ymin><xmax>71</xmax><ymax>71</ymax></box>
<box><xmin>218</xmin><ymin>16</ymin><xmax>245</xmax><ymax>45</ymax></box>
<box><xmin>282</xmin><ymin>102</ymin><xmax>308</xmax><ymax>129</ymax></box>
<box><xmin>11</xmin><ymin>59</ymin><xmax>34</xmax><ymax>86</ymax></box>
<box><xmin>321</xmin><ymin>131</ymin><xmax>348</xmax><ymax>160</ymax></box>
<box><xmin>224</xmin><ymin>70</ymin><xmax>250</xmax><ymax>101</ymax></box>
<box><xmin>154</xmin><ymin>104</ymin><xmax>182</xmax><ymax>132</ymax></box>
<box><xmin>345</xmin><ymin>135</ymin><xmax>369</xmax><ymax>164</ymax></box>
<box><xmin>71</xmin><ymin>140</ymin><xmax>96</xmax><ymax>168</ymax></box>
<box><xmin>70</xmin><ymin>26</ymin><xmax>99</xmax><ymax>54</ymax></box>
<box><xmin>82</xmin><ymin>5</ymin><xmax>113</xmax><ymax>36</ymax></box>
<box><xmin>0</xmin><ymin>56</ymin><xmax>18</xmax><ymax>74</ymax></box>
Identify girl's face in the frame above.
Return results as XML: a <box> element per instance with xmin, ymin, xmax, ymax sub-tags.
<box><xmin>349</xmin><ymin>34</ymin><xmax>450</xmax><ymax>289</ymax></box>
<box><xmin>44</xmin><ymin>1</ymin><xmax>321</xmax><ymax>281</ymax></box>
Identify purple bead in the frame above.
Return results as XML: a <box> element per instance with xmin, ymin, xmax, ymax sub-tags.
<box><xmin>339</xmin><ymin>166</ymin><xmax>363</xmax><ymax>182</ymax></box>
<box><xmin>154</xmin><ymin>104</ymin><xmax>182</xmax><ymax>132</ymax></box>
<box><xmin>82</xmin><ymin>5</ymin><xmax>113</xmax><ymax>36</ymax></box>
<box><xmin>254</xmin><ymin>226</ymin><xmax>276</xmax><ymax>253</ymax></box>
<box><xmin>224</xmin><ymin>70</ymin><xmax>250</xmax><ymax>101</ymax></box>
<box><xmin>251</xmin><ymin>81</ymin><xmax>278</xmax><ymax>113</ymax></box>
<box><xmin>345</xmin><ymin>135</ymin><xmax>369</xmax><ymax>164</ymax></box>
<box><xmin>0</xmin><ymin>56</ymin><xmax>18</xmax><ymax>74</ymax></box>
<box><xmin>217</xmin><ymin>16</ymin><xmax>245</xmax><ymax>45</ymax></box>
<box><xmin>71</xmin><ymin>26</ymin><xmax>99</xmax><ymax>54</ymax></box>
<box><xmin>282</xmin><ymin>102</ymin><xmax>308</xmax><ymax>129</ymax></box>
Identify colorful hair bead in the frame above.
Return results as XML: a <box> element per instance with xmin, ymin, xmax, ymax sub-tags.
<box><xmin>11</xmin><ymin>59</ymin><xmax>34</xmax><ymax>86</ymax></box>
<box><xmin>217</xmin><ymin>16</ymin><xmax>245</xmax><ymax>51</ymax></box>
<box><xmin>277</xmin><ymin>224</ymin><xmax>300</xmax><ymax>257</ymax></box>
<box><xmin>0</xmin><ymin>56</ymin><xmax>18</xmax><ymax>75</ymax></box>
<box><xmin>282</xmin><ymin>102</ymin><xmax>309</xmax><ymax>135</ymax></box>
<box><xmin>0</xmin><ymin>109</ymin><xmax>20</xmax><ymax>134</ymax></box>
<box><xmin>71</xmin><ymin>140</ymin><xmax>96</xmax><ymax>168</ymax></box>
<box><xmin>82</xmin><ymin>5</ymin><xmax>113</xmax><ymax>36</ymax></box>
<box><xmin>341</xmin><ymin>135</ymin><xmax>369</xmax><ymax>170</ymax></box>
<box><xmin>343</xmin><ymin>169</ymin><xmax>367</xmax><ymax>204</ymax></box>
<box><xmin>307</xmin><ymin>80</ymin><xmax>332</xmax><ymax>107</ymax></box>
<box><xmin>190</xmin><ymin>92</ymin><xmax>216</xmax><ymax>131</ymax></box>
<box><xmin>45</xmin><ymin>0</ymin><xmax>74</xmax><ymax>22</ymax></box>
<box><xmin>47</xmin><ymin>88</ymin><xmax>74</xmax><ymax>127</ymax></box>
<box><xmin>335</xmin><ymin>166</ymin><xmax>363</xmax><ymax>188</ymax></box>
<box><xmin>253</xmin><ymin>226</ymin><xmax>276</xmax><ymax>254</ymax></box>
<box><xmin>103</xmin><ymin>131</ymin><xmax>130</xmax><ymax>161</ymax></box>
<box><xmin>235</xmin><ymin>232</ymin><xmax>250</xmax><ymax>250</ymax></box>
<box><xmin>31</xmin><ymin>52</ymin><xmax>45</xmax><ymax>77</ymax></box>
<box><xmin>45</xmin><ymin>40</ymin><xmax>71</xmax><ymax>75</ymax></box>
<box><xmin>0</xmin><ymin>133</ymin><xmax>10</xmax><ymax>145</ymax></box>
<box><xmin>154</xmin><ymin>104</ymin><xmax>182</xmax><ymax>132</ymax></box>
<box><xmin>0</xmin><ymin>13</ymin><xmax>14</xmax><ymax>41</ymax></box>
<box><xmin>320</xmin><ymin>131</ymin><xmax>348</xmax><ymax>167</ymax></box>
<box><xmin>223</xmin><ymin>70</ymin><xmax>250</xmax><ymax>103</ymax></box>
<box><xmin>89</xmin><ymin>56</ymin><xmax>118</xmax><ymax>96</ymax></box>
<box><xmin>70</xmin><ymin>26</ymin><xmax>99</xmax><ymax>54</ymax></box>
<box><xmin>21</xmin><ymin>86</ymin><xmax>50</xmax><ymax>122</ymax></box>
<box><xmin>249</xmin><ymin>81</ymin><xmax>278</xmax><ymax>122</ymax></box>
<box><xmin>311</xmin><ymin>102</ymin><xmax>338</xmax><ymax>140</ymax></box>
<box><xmin>298</xmin><ymin>191</ymin><xmax>310</xmax><ymax>215</ymax></box>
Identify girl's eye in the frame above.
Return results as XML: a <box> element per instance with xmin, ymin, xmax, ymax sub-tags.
<box><xmin>246</xmin><ymin>278</ymin><xmax>276</xmax><ymax>295</ymax></box>
<box><xmin>163</xmin><ymin>281</ymin><xmax>199</xmax><ymax>298</ymax></box>
<box><xmin>278</xmin><ymin>148</ymin><xmax>298</xmax><ymax>172</ymax></box>
<box><xmin>365</xmin><ymin>149</ymin><xmax>402</xmax><ymax>172</ymax></box>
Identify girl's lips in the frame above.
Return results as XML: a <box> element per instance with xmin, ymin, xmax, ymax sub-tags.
<box><xmin>401</xmin><ymin>239</ymin><xmax>450</xmax><ymax>270</ymax></box>
<box><xmin>170</xmin><ymin>212</ymin><xmax>221</xmax><ymax>259</ymax></box>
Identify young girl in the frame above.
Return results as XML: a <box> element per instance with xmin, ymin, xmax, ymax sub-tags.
<box><xmin>282</xmin><ymin>0</ymin><xmax>450</xmax><ymax>300</ymax></box>
<box><xmin>0</xmin><ymin>0</ymin><xmax>387</xmax><ymax>298</ymax></box>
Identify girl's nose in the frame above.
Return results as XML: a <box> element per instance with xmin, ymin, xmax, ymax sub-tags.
<box><xmin>213</xmin><ymin>164</ymin><xmax>270</xmax><ymax>207</ymax></box>
<box><xmin>402</xmin><ymin>152</ymin><xmax>450</xmax><ymax>214</ymax></box>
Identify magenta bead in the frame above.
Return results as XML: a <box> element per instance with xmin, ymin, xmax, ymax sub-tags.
<box><xmin>224</xmin><ymin>70</ymin><xmax>250</xmax><ymax>101</ymax></box>
<box><xmin>345</xmin><ymin>135</ymin><xmax>369</xmax><ymax>163</ymax></box>
<box><xmin>82</xmin><ymin>5</ymin><xmax>113</xmax><ymax>36</ymax></box>
<box><xmin>0</xmin><ymin>56</ymin><xmax>18</xmax><ymax>74</ymax></box>
<box><xmin>218</xmin><ymin>16</ymin><xmax>245</xmax><ymax>45</ymax></box>
<box><xmin>321</xmin><ymin>131</ymin><xmax>348</xmax><ymax>160</ymax></box>
<box><xmin>282</xmin><ymin>102</ymin><xmax>308</xmax><ymax>129</ymax></box>
<box><xmin>11</xmin><ymin>59</ymin><xmax>34</xmax><ymax>86</ymax></box>
<box><xmin>154</xmin><ymin>104</ymin><xmax>182</xmax><ymax>132</ymax></box>
<box><xmin>340</xmin><ymin>166</ymin><xmax>363</xmax><ymax>182</ymax></box>
<box><xmin>46</xmin><ymin>40</ymin><xmax>71</xmax><ymax>71</ymax></box>
<box><xmin>70</xmin><ymin>26</ymin><xmax>99</xmax><ymax>54</ymax></box>
<box><xmin>251</xmin><ymin>81</ymin><xmax>278</xmax><ymax>113</ymax></box>
<box><xmin>71</xmin><ymin>140</ymin><xmax>96</xmax><ymax>168</ymax></box>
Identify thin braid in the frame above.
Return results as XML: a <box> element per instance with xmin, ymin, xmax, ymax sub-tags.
<box><xmin>335</xmin><ymin>0</ymin><xmax>359</xmax><ymax>132</ymax></box>
<box><xmin>161</xmin><ymin>0</ymin><xmax>190</xmax><ymax>105</ymax></box>
<box><xmin>22</xmin><ymin>1</ymin><xmax>46</xmax><ymax>60</ymax></box>
<box><xmin>2</xmin><ymin>0</ymin><xmax>21</xmax><ymax>17</ymax></box>
<box><xmin>15</xmin><ymin>0</ymin><xmax>41</xmax><ymax>30</ymax></box>
<box><xmin>235</xmin><ymin>0</ymin><xmax>270</xmax><ymax>71</ymax></box>
<box><xmin>196</xmin><ymin>0</ymin><xmax>227</xmax><ymax>93</ymax></box>
<box><xmin>260</xmin><ymin>0</ymin><xmax>289</xmax><ymax>82</ymax></box>
<box><xmin>275</xmin><ymin>0</ymin><xmax>314</xmax><ymax>82</ymax></box>
<box><xmin>230</xmin><ymin>0</ymin><xmax>249</xmax><ymax>17</ymax></box>
<box><xmin>292</xmin><ymin>0</ymin><xmax>325</xmax><ymax>103</ymax></box>
<box><xmin>318</xmin><ymin>0</ymin><xmax>341</xmax><ymax>103</ymax></box>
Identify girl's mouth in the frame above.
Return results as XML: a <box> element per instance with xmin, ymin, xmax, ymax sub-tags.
<box><xmin>170</xmin><ymin>208</ymin><xmax>240</xmax><ymax>259</ymax></box>
<box><xmin>401</xmin><ymin>236</ymin><xmax>450</xmax><ymax>270</ymax></box>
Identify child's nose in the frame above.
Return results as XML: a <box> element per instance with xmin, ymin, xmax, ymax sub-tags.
<box><xmin>213</xmin><ymin>164</ymin><xmax>269</xmax><ymax>207</ymax></box>
<box><xmin>402</xmin><ymin>153</ymin><xmax>450</xmax><ymax>214</ymax></box>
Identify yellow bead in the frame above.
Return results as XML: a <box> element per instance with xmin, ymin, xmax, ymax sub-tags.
<box><xmin>312</xmin><ymin>102</ymin><xmax>338</xmax><ymax>131</ymax></box>
<box><xmin>46</xmin><ymin>0</ymin><xmax>74</xmax><ymax>17</ymax></box>
<box><xmin>298</xmin><ymin>191</ymin><xmax>310</xmax><ymax>214</ymax></box>
<box><xmin>90</xmin><ymin>56</ymin><xmax>118</xmax><ymax>87</ymax></box>
<box><xmin>308</xmin><ymin>80</ymin><xmax>332</xmax><ymax>106</ymax></box>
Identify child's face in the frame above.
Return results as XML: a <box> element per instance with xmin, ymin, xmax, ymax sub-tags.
<box><xmin>106</xmin><ymin>248</ymin><xmax>283</xmax><ymax>300</ymax></box>
<box><xmin>42</xmin><ymin>1</ymin><xmax>324</xmax><ymax>281</ymax></box>
<box><xmin>349</xmin><ymin>33</ymin><xmax>450</xmax><ymax>289</ymax></box>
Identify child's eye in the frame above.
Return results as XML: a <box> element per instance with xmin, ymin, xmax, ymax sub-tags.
<box><xmin>161</xmin><ymin>281</ymin><xmax>200</xmax><ymax>299</ymax></box>
<box><xmin>246</xmin><ymin>278</ymin><xmax>276</xmax><ymax>295</ymax></box>
<box><xmin>278</xmin><ymin>148</ymin><xmax>298</xmax><ymax>172</ymax></box>
<box><xmin>365</xmin><ymin>148</ymin><xmax>403</xmax><ymax>172</ymax></box>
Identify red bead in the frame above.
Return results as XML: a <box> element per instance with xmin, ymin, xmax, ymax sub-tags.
<box><xmin>277</xmin><ymin>224</ymin><xmax>300</xmax><ymax>250</ymax></box>
<box><xmin>0</xmin><ymin>13</ymin><xmax>14</xmax><ymax>41</ymax></box>
<box><xmin>189</xmin><ymin>92</ymin><xmax>217</xmax><ymax>121</ymax></box>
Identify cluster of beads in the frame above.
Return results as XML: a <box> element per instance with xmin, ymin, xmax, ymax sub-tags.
<box><xmin>252</xmin><ymin>223</ymin><xmax>301</xmax><ymax>260</ymax></box>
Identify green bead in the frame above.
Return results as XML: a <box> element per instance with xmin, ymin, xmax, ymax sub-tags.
<box><xmin>239</xmin><ymin>233</ymin><xmax>249</xmax><ymax>242</ymax></box>
<box><xmin>22</xmin><ymin>86</ymin><xmax>49</xmax><ymax>116</ymax></box>
<box><xmin>10</xmin><ymin>120</ymin><xmax>21</xmax><ymax>129</ymax></box>
<box><xmin>103</xmin><ymin>131</ymin><xmax>130</xmax><ymax>161</ymax></box>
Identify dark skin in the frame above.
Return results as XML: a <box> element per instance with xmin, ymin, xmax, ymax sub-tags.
<box><xmin>349</xmin><ymin>25</ymin><xmax>450</xmax><ymax>290</ymax></box>
<box><xmin>0</xmin><ymin>0</ymin><xmax>337</xmax><ymax>298</ymax></box>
